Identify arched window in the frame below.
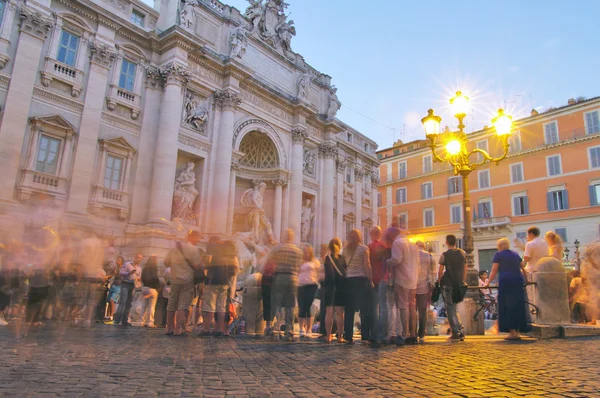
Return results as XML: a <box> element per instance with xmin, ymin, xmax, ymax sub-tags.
<box><xmin>239</xmin><ymin>131</ymin><xmax>279</xmax><ymax>168</ymax></box>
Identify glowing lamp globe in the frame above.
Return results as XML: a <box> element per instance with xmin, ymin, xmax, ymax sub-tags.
<box><xmin>445</xmin><ymin>139</ymin><xmax>462</xmax><ymax>156</ymax></box>
<box><xmin>421</xmin><ymin>109</ymin><xmax>442</xmax><ymax>138</ymax></box>
<box><xmin>450</xmin><ymin>91</ymin><xmax>469</xmax><ymax>117</ymax></box>
<box><xmin>492</xmin><ymin>108</ymin><xmax>513</xmax><ymax>136</ymax></box>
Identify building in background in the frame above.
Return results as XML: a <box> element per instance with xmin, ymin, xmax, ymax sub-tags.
<box><xmin>0</xmin><ymin>0</ymin><xmax>378</xmax><ymax>257</ymax></box>
<box><xmin>377</xmin><ymin>97</ymin><xmax>600</xmax><ymax>272</ymax></box>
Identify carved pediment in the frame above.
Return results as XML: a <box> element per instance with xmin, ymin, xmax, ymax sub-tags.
<box><xmin>30</xmin><ymin>115</ymin><xmax>77</xmax><ymax>134</ymax></box>
<box><xmin>99</xmin><ymin>136</ymin><xmax>136</xmax><ymax>154</ymax></box>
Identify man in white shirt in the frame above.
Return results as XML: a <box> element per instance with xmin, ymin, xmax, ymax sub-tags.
<box><xmin>387</xmin><ymin>227</ymin><xmax>419</xmax><ymax>345</ymax></box>
<box><xmin>523</xmin><ymin>226</ymin><xmax>549</xmax><ymax>273</ymax></box>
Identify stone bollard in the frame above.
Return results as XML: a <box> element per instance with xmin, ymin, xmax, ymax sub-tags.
<box><xmin>530</xmin><ymin>257</ymin><xmax>570</xmax><ymax>325</ymax></box>
<box><xmin>242</xmin><ymin>273</ymin><xmax>265</xmax><ymax>335</ymax></box>
<box><xmin>458</xmin><ymin>297</ymin><xmax>485</xmax><ymax>335</ymax></box>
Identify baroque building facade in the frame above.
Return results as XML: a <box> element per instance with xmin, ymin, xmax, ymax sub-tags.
<box><xmin>376</xmin><ymin>97</ymin><xmax>600</xmax><ymax>272</ymax></box>
<box><xmin>0</xmin><ymin>0</ymin><xmax>379</xmax><ymax>256</ymax></box>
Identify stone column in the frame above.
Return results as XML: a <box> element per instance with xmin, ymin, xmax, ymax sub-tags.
<box><xmin>335</xmin><ymin>159</ymin><xmax>345</xmax><ymax>237</ymax></box>
<box><xmin>0</xmin><ymin>6</ymin><xmax>53</xmax><ymax>202</ymax></box>
<box><xmin>226</xmin><ymin>162</ymin><xmax>239</xmax><ymax>234</ymax></box>
<box><xmin>354</xmin><ymin>169</ymin><xmax>363</xmax><ymax>231</ymax></box>
<box><xmin>58</xmin><ymin>132</ymin><xmax>74</xmax><ymax>179</ymax></box>
<box><xmin>319</xmin><ymin>142</ymin><xmax>337</xmax><ymax>244</ymax></box>
<box><xmin>147</xmin><ymin>62</ymin><xmax>189</xmax><ymax>223</ymax></box>
<box><xmin>288</xmin><ymin>126</ymin><xmax>307</xmax><ymax>241</ymax></box>
<box><xmin>273</xmin><ymin>179</ymin><xmax>286</xmax><ymax>241</ymax></box>
<box><xmin>371</xmin><ymin>174</ymin><xmax>379</xmax><ymax>226</ymax></box>
<box><xmin>209</xmin><ymin>89</ymin><xmax>241</xmax><ymax>234</ymax></box>
<box><xmin>66</xmin><ymin>40</ymin><xmax>117</xmax><ymax>214</ymax></box>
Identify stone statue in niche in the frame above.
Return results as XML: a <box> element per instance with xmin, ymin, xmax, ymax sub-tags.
<box><xmin>300</xmin><ymin>198</ymin><xmax>315</xmax><ymax>243</ymax></box>
<box><xmin>230</xmin><ymin>26</ymin><xmax>250</xmax><ymax>59</ymax></box>
<box><xmin>244</xmin><ymin>0</ymin><xmax>263</xmax><ymax>31</ymax></box>
<box><xmin>241</xmin><ymin>181</ymin><xmax>277</xmax><ymax>246</ymax></box>
<box><xmin>179</xmin><ymin>0</ymin><xmax>199</xmax><ymax>28</ymax></box>
<box><xmin>297</xmin><ymin>72</ymin><xmax>314</xmax><ymax>101</ymax></box>
<box><xmin>303</xmin><ymin>148</ymin><xmax>315</xmax><ymax>176</ymax></box>
<box><xmin>172</xmin><ymin>162</ymin><xmax>199</xmax><ymax>220</ymax></box>
<box><xmin>327</xmin><ymin>86</ymin><xmax>341</xmax><ymax>120</ymax></box>
<box><xmin>184</xmin><ymin>91</ymin><xmax>209</xmax><ymax>133</ymax></box>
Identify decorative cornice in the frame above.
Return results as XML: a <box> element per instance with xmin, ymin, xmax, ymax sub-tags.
<box><xmin>101</xmin><ymin>112</ymin><xmax>142</xmax><ymax>136</ymax></box>
<box><xmin>291</xmin><ymin>126</ymin><xmax>308</xmax><ymax>144</ymax></box>
<box><xmin>343</xmin><ymin>212</ymin><xmax>356</xmax><ymax>222</ymax></box>
<box><xmin>336</xmin><ymin>159</ymin><xmax>346</xmax><ymax>173</ymax></box>
<box><xmin>32</xmin><ymin>86</ymin><xmax>85</xmax><ymax>113</ymax></box>
<box><xmin>89</xmin><ymin>41</ymin><xmax>117</xmax><ymax>69</ymax></box>
<box><xmin>160</xmin><ymin>62</ymin><xmax>189</xmax><ymax>86</ymax></box>
<box><xmin>214</xmin><ymin>89</ymin><xmax>241</xmax><ymax>110</ymax></box>
<box><xmin>319</xmin><ymin>142</ymin><xmax>338</xmax><ymax>159</ymax></box>
<box><xmin>19</xmin><ymin>6</ymin><xmax>54</xmax><ymax>40</ymax></box>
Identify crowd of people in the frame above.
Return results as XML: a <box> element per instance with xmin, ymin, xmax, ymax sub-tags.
<box><xmin>1</xmin><ymin>223</ymin><xmax>599</xmax><ymax>344</ymax></box>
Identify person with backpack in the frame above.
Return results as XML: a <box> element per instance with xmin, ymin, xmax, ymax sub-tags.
<box><xmin>438</xmin><ymin>234</ymin><xmax>467</xmax><ymax>342</ymax></box>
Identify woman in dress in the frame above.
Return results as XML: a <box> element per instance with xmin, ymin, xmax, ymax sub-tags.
<box><xmin>342</xmin><ymin>229</ymin><xmax>374</xmax><ymax>345</ymax></box>
<box><xmin>545</xmin><ymin>231</ymin><xmax>564</xmax><ymax>261</ymax></box>
<box><xmin>322</xmin><ymin>238</ymin><xmax>347</xmax><ymax>343</ymax></box>
<box><xmin>485</xmin><ymin>238</ymin><xmax>531</xmax><ymax>340</ymax></box>
<box><xmin>297</xmin><ymin>245</ymin><xmax>321</xmax><ymax>340</ymax></box>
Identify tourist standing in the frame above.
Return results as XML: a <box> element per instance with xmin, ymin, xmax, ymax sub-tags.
<box><xmin>484</xmin><ymin>238</ymin><xmax>531</xmax><ymax>340</ymax></box>
<box><xmin>267</xmin><ymin>229</ymin><xmax>303</xmax><ymax>341</ymax></box>
<box><xmin>368</xmin><ymin>226</ymin><xmax>388</xmax><ymax>345</ymax></box>
<box><xmin>114</xmin><ymin>253</ymin><xmax>142</xmax><ymax>326</ymax></box>
<box><xmin>106</xmin><ymin>256</ymin><xmax>124</xmax><ymax>323</ymax></box>
<box><xmin>140</xmin><ymin>255</ymin><xmax>160</xmax><ymax>328</ymax></box>
<box><xmin>343</xmin><ymin>229</ymin><xmax>374</xmax><ymax>345</ymax></box>
<box><xmin>415</xmin><ymin>241</ymin><xmax>435</xmax><ymax>343</ymax></box>
<box><xmin>438</xmin><ymin>234</ymin><xmax>467</xmax><ymax>342</ymax></box>
<box><xmin>322</xmin><ymin>238</ymin><xmax>346</xmax><ymax>343</ymax></box>
<box><xmin>523</xmin><ymin>226</ymin><xmax>549</xmax><ymax>273</ymax></box>
<box><xmin>297</xmin><ymin>245</ymin><xmax>321</xmax><ymax>339</ymax></box>
<box><xmin>164</xmin><ymin>231</ymin><xmax>202</xmax><ymax>336</ymax></box>
<box><xmin>317</xmin><ymin>243</ymin><xmax>330</xmax><ymax>339</ymax></box>
<box><xmin>388</xmin><ymin>228</ymin><xmax>419</xmax><ymax>345</ymax></box>
<box><xmin>383</xmin><ymin>223</ymin><xmax>402</xmax><ymax>343</ymax></box>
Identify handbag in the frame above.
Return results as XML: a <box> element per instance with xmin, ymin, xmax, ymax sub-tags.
<box><xmin>176</xmin><ymin>242</ymin><xmax>205</xmax><ymax>285</ymax></box>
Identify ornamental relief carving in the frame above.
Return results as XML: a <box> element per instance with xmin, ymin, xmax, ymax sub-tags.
<box><xmin>214</xmin><ymin>89</ymin><xmax>241</xmax><ymax>109</ymax></box>
<box><xmin>188</xmin><ymin>62</ymin><xmax>224</xmax><ymax>86</ymax></box>
<box><xmin>303</xmin><ymin>148</ymin><xmax>316</xmax><ymax>178</ymax></box>
<box><xmin>19</xmin><ymin>6</ymin><xmax>54</xmax><ymax>39</ymax></box>
<box><xmin>183</xmin><ymin>89</ymin><xmax>209</xmax><ymax>135</ymax></box>
<box><xmin>89</xmin><ymin>41</ymin><xmax>117</xmax><ymax>69</ymax></box>
<box><xmin>291</xmin><ymin>126</ymin><xmax>308</xmax><ymax>143</ymax></box>
<box><xmin>319</xmin><ymin>142</ymin><xmax>338</xmax><ymax>159</ymax></box>
<box><xmin>161</xmin><ymin>62</ymin><xmax>189</xmax><ymax>85</ymax></box>
<box><xmin>239</xmin><ymin>89</ymin><xmax>292</xmax><ymax>121</ymax></box>
<box><xmin>232</xmin><ymin>118</ymin><xmax>287</xmax><ymax>165</ymax></box>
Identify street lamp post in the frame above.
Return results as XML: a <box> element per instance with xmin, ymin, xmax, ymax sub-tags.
<box><xmin>574</xmin><ymin>239</ymin><xmax>581</xmax><ymax>271</ymax></box>
<box><xmin>421</xmin><ymin>91</ymin><xmax>513</xmax><ymax>292</ymax></box>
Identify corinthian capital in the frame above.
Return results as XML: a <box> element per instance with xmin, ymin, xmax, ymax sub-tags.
<box><xmin>336</xmin><ymin>159</ymin><xmax>346</xmax><ymax>173</ymax></box>
<box><xmin>89</xmin><ymin>41</ymin><xmax>117</xmax><ymax>69</ymax></box>
<box><xmin>145</xmin><ymin>65</ymin><xmax>163</xmax><ymax>89</ymax></box>
<box><xmin>19</xmin><ymin>6</ymin><xmax>54</xmax><ymax>40</ymax></box>
<box><xmin>214</xmin><ymin>89</ymin><xmax>241</xmax><ymax>110</ymax></box>
<box><xmin>291</xmin><ymin>126</ymin><xmax>308</xmax><ymax>144</ymax></box>
<box><xmin>160</xmin><ymin>62</ymin><xmax>189</xmax><ymax>86</ymax></box>
<box><xmin>319</xmin><ymin>142</ymin><xmax>338</xmax><ymax>159</ymax></box>
<box><xmin>274</xmin><ymin>179</ymin><xmax>288</xmax><ymax>187</ymax></box>
<box><xmin>354</xmin><ymin>169</ymin><xmax>364</xmax><ymax>181</ymax></box>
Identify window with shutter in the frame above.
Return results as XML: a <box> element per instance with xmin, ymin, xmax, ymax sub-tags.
<box><xmin>398</xmin><ymin>162</ymin><xmax>407</xmax><ymax>179</ymax></box>
<box><xmin>512</xmin><ymin>195</ymin><xmax>529</xmax><ymax>216</ymax></box>
<box><xmin>423</xmin><ymin>208</ymin><xmax>434</xmax><ymax>227</ymax></box>
<box><xmin>396</xmin><ymin>188</ymin><xmax>407</xmax><ymax>204</ymax></box>
<box><xmin>547</xmin><ymin>155</ymin><xmax>562</xmax><ymax>176</ymax></box>
<box><xmin>423</xmin><ymin>155</ymin><xmax>432</xmax><ymax>174</ymax></box>
<box><xmin>544</xmin><ymin>122</ymin><xmax>559</xmax><ymax>144</ymax></box>
<box><xmin>590</xmin><ymin>184</ymin><xmax>600</xmax><ymax>206</ymax></box>
<box><xmin>510</xmin><ymin>163</ymin><xmax>523</xmax><ymax>183</ymax></box>
<box><xmin>589</xmin><ymin>147</ymin><xmax>600</xmax><ymax>169</ymax></box>
<box><xmin>478</xmin><ymin>170</ymin><xmax>490</xmax><ymax>189</ymax></box>
<box><xmin>478</xmin><ymin>200</ymin><xmax>492</xmax><ymax>218</ymax></box>
<box><xmin>448</xmin><ymin>177</ymin><xmax>462</xmax><ymax>194</ymax></box>
<box><xmin>421</xmin><ymin>182</ymin><xmax>432</xmax><ymax>199</ymax></box>
<box><xmin>476</xmin><ymin>140</ymin><xmax>488</xmax><ymax>161</ymax></box>
<box><xmin>585</xmin><ymin>111</ymin><xmax>600</xmax><ymax>135</ymax></box>
<box><xmin>554</xmin><ymin>228</ymin><xmax>568</xmax><ymax>243</ymax></box>
<box><xmin>450</xmin><ymin>204</ymin><xmax>462</xmax><ymax>224</ymax></box>
<box><xmin>398</xmin><ymin>213</ymin><xmax>408</xmax><ymax>229</ymax></box>
<box><xmin>509</xmin><ymin>131</ymin><xmax>522</xmax><ymax>153</ymax></box>
<box><xmin>548</xmin><ymin>190</ymin><xmax>568</xmax><ymax>211</ymax></box>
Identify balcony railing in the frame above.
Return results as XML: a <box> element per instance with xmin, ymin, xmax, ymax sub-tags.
<box><xmin>17</xmin><ymin>169</ymin><xmax>69</xmax><ymax>202</ymax></box>
<box><xmin>106</xmin><ymin>85</ymin><xmax>141</xmax><ymax>120</ymax></box>
<box><xmin>472</xmin><ymin>216</ymin><xmax>512</xmax><ymax>228</ymax></box>
<box><xmin>90</xmin><ymin>185</ymin><xmax>131</xmax><ymax>220</ymax></box>
<box><xmin>40</xmin><ymin>57</ymin><xmax>84</xmax><ymax>97</ymax></box>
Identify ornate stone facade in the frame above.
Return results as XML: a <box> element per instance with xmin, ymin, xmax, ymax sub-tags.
<box><xmin>0</xmin><ymin>0</ymin><xmax>379</xmax><ymax>256</ymax></box>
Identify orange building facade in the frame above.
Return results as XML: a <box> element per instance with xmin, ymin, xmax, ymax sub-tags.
<box><xmin>376</xmin><ymin>97</ymin><xmax>600</xmax><ymax>271</ymax></box>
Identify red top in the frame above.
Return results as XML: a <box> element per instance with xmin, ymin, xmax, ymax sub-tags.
<box><xmin>368</xmin><ymin>239</ymin><xmax>388</xmax><ymax>285</ymax></box>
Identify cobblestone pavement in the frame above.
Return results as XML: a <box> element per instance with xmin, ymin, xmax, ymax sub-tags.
<box><xmin>0</xmin><ymin>325</ymin><xmax>599</xmax><ymax>397</ymax></box>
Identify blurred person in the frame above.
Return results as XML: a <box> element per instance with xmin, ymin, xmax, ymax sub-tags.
<box><xmin>0</xmin><ymin>257</ymin><xmax>10</xmax><ymax>325</ymax></box>
<box><xmin>484</xmin><ymin>238</ymin><xmax>531</xmax><ymax>340</ymax></box>
<box><xmin>157</xmin><ymin>263</ymin><xmax>171</xmax><ymax>328</ymax></box>
<box><xmin>438</xmin><ymin>234</ymin><xmax>467</xmax><ymax>342</ymax></box>
<box><xmin>569</xmin><ymin>270</ymin><xmax>588</xmax><ymax>324</ymax></box>
<box><xmin>261</xmin><ymin>253</ymin><xmax>276</xmax><ymax>338</ymax></box>
<box><xmin>267</xmin><ymin>229</ymin><xmax>303</xmax><ymax>341</ymax></box>
<box><xmin>200</xmin><ymin>238</ymin><xmax>238</xmax><ymax>337</ymax></box>
<box><xmin>77</xmin><ymin>235</ymin><xmax>111</xmax><ymax>327</ymax></box>
<box><xmin>114</xmin><ymin>253</ymin><xmax>142</xmax><ymax>326</ymax></box>
<box><xmin>523</xmin><ymin>226</ymin><xmax>549</xmax><ymax>273</ymax></box>
<box><xmin>25</xmin><ymin>260</ymin><xmax>51</xmax><ymax>327</ymax></box>
<box><xmin>581</xmin><ymin>242</ymin><xmax>600</xmax><ymax>324</ymax></box>
<box><xmin>387</xmin><ymin>227</ymin><xmax>419</xmax><ymax>345</ymax></box>
<box><xmin>368</xmin><ymin>226</ymin><xmax>388</xmax><ymax>345</ymax></box>
<box><xmin>545</xmin><ymin>231</ymin><xmax>565</xmax><ymax>261</ymax></box>
<box><xmin>317</xmin><ymin>243</ymin><xmax>330</xmax><ymax>340</ymax></box>
<box><xmin>416</xmin><ymin>241</ymin><xmax>435</xmax><ymax>343</ymax></box>
<box><xmin>322</xmin><ymin>238</ymin><xmax>347</xmax><ymax>343</ymax></box>
<box><xmin>106</xmin><ymin>256</ymin><xmax>124</xmax><ymax>323</ymax></box>
<box><xmin>164</xmin><ymin>230</ymin><xmax>202</xmax><ymax>336</ymax></box>
<box><xmin>343</xmin><ymin>229</ymin><xmax>374</xmax><ymax>345</ymax></box>
<box><xmin>140</xmin><ymin>255</ymin><xmax>161</xmax><ymax>328</ymax></box>
<box><xmin>297</xmin><ymin>245</ymin><xmax>320</xmax><ymax>339</ymax></box>
<box><xmin>383</xmin><ymin>222</ymin><xmax>402</xmax><ymax>342</ymax></box>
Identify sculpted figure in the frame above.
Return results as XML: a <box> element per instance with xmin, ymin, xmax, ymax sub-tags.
<box><xmin>276</xmin><ymin>19</ymin><xmax>295</xmax><ymax>52</ymax></box>
<box><xmin>327</xmin><ymin>86</ymin><xmax>341</xmax><ymax>120</ymax></box>
<box><xmin>297</xmin><ymin>72</ymin><xmax>313</xmax><ymax>100</ymax></box>
<box><xmin>244</xmin><ymin>0</ymin><xmax>263</xmax><ymax>31</ymax></box>
<box><xmin>240</xmin><ymin>181</ymin><xmax>277</xmax><ymax>245</ymax></box>
<box><xmin>230</xmin><ymin>26</ymin><xmax>250</xmax><ymax>59</ymax></box>
<box><xmin>300</xmin><ymin>199</ymin><xmax>315</xmax><ymax>243</ymax></box>
<box><xmin>184</xmin><ymin>92</ymin><xmax>209</xmax><ymax>132</ymax></box>
<box><xmin>303</xmin><ymin>148</ymin><xmax>315</xmax><ymax>176</ymax></box>
<box><xmin>180</xmin><ymin>0</ymin><xmax>199</xmax><ymax>28</ymax></box>
<box><xmin>172</xmin><ymin>162</ymin><xmax>199</xmax><ymax>220</ymax></box>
